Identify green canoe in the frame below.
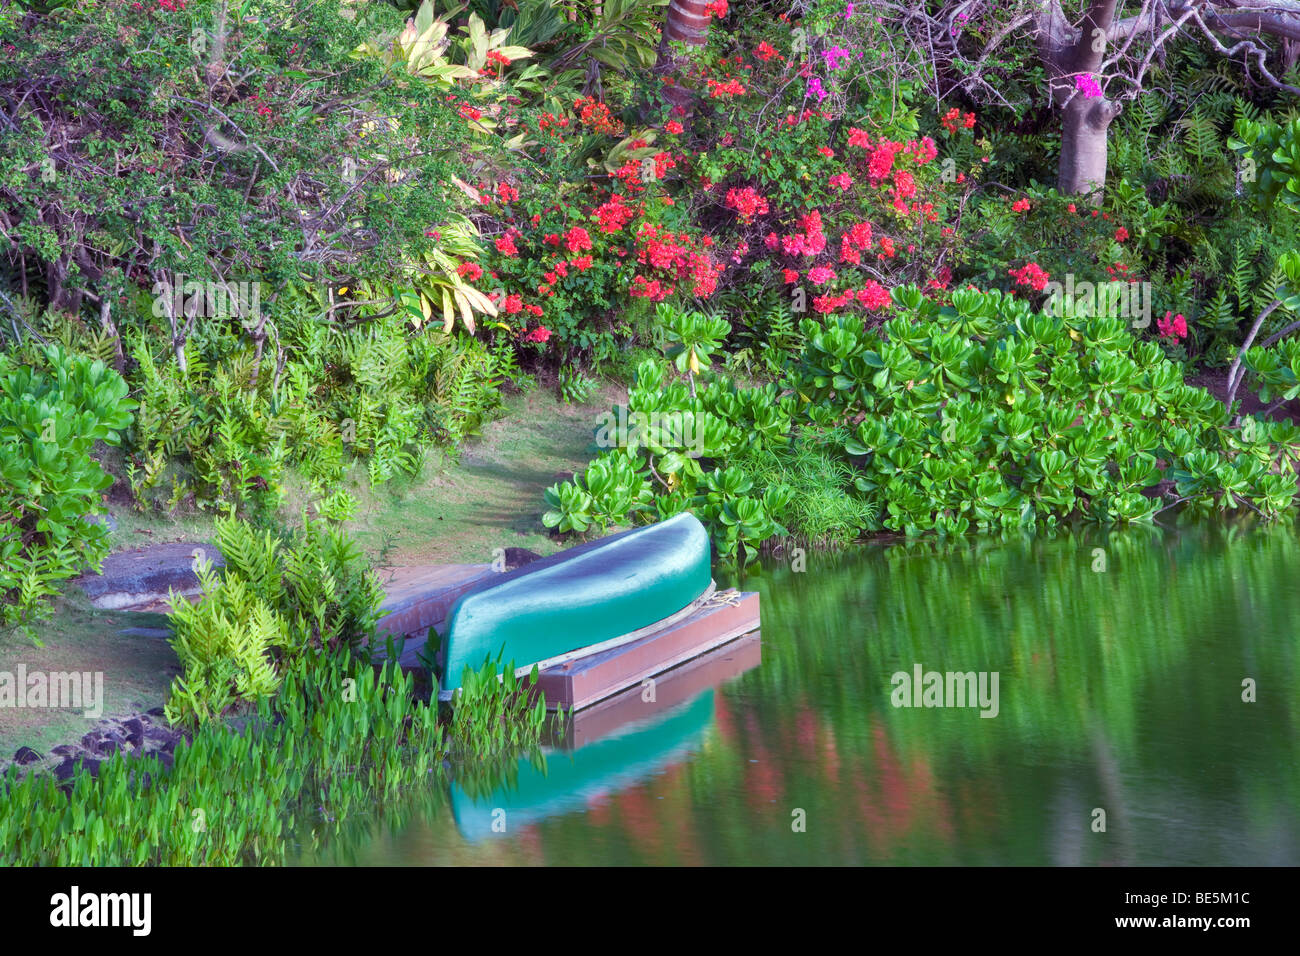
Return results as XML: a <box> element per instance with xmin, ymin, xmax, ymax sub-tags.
<box><xmin>438</xmin><ymin>512</ymin><xmax>712</xmax><ymax>696</ymax></box>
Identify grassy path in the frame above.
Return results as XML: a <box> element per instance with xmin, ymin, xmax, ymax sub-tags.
<box><xmin>343</xmin><ymin>384</ymin><xmax>612</xmax><ymax>566</ymax></box>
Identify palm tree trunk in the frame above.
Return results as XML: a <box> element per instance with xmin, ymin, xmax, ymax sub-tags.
<box><xmin>653</xmin><ymin>0</ymin><xmax>715</xmax><ymax>121</ymax></box>
<box><xmin>661</xmin><ymin>0</ymin><xmax>712</xmax><ymax>46</ymax></box>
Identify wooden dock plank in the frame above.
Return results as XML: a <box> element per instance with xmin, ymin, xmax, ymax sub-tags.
<box><xmin>370</xmin><ymin>564</ymin><xmax>497</xmax><ymax>666</ymax></box>
<box><xmin>534</xmin><ymin>591</ymin><xmax>761</xmax><ymax>712</ymax></box>
<box><xmin>551</xmin><ymin>631</ymin><xmax>762</xmax><ymax>749</ymax></box>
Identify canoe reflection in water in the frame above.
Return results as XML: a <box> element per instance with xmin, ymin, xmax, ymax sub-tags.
<box><xmin>450</xmin><ymin>633</ymin><xmax>761</xmax><ymax>842</ymax></box>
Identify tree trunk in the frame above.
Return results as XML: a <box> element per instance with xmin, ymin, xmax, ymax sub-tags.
<box><xmin>1058</xmin><ymin>95</ymin><xmax>1121</xmax><ymax>199</ymax></box>
<box><xmin>662</xmin><ymin>0</ymin><xmax>712</xmax><ymax>46</ymax></box>
<box><xmin>653</xmin><ymin>0</ymin><xmax>714</xmax><ymax>119</ymax></box>
<box><xmin>1037</xmin><ymin>0</ymin><xmax>1122</xmax><ymax>199</ymax></box>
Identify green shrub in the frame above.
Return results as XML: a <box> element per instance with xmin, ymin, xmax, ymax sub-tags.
<box><xmin>0</xmin><ymin>346</ymin><xmax>135</xmax><ymax>635</ymax></box>
<box><xmin>165</xmin><ymin>515</ymin><xmax>385</xmax><ymax>726</ymax></box>
<box><xmin>545</xmin><ymin>287</ymin><xmax>1300</xmax><ymax>552</ymax></box>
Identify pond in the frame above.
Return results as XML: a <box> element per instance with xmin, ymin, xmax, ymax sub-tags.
<box><xmin>294</xmin><ymin>522</ymin><xmax>1300</xmax><ymax>865</ymax></box>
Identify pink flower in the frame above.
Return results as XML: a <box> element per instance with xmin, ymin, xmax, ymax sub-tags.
<box><xmin>1076</xmin><ymin>73</ymin><xmax>1104</xmax><ymax>98</ymax></box>
<box><xmin>1157</xmin><ymin>311</ymin><xmax>1188</xmax><ymax>340</ymax></box>
<box><xmin>808</xmin><ymin>266</ymin><xmax>837</xmax><ymax>285</ymax></box>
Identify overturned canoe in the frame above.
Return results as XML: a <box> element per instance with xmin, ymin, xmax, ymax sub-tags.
<box><xmin>439</xmin><ymin>512</ymin><xmax>712</xmax><ymax>696</ymax></box>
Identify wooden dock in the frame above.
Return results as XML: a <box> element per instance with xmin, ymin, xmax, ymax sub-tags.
<box><xmin>549</xmin><ymin>630</ymin><xmax>762</xmax><ymax>749</ymax></box>
<box><xmin>370</xmin><ymin>564</ymin><xmax>761</xmax><ymax>712</ymax></box>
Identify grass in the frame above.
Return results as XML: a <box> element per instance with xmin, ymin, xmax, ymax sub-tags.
<box><xmin>0</xmin><ymin>593</ymin><xmax>178</xmax><ymax>761</ymax></box>
<box><xmin>341</xmin><ymin>383</ymin><xmax>618</xmax><ymax>567</ymax></box>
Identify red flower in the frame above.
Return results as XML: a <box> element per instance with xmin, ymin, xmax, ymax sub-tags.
<box><xmin>665</xmin><ymin>120</ymin><xmax>684</xmax><ymax>135</ymax></box>
<box><xmin>1157</xmin><ymin>311</ymin><xmax>1188</xmax><ymax>340</ymax></box>
<box><xmin>495</xmin><ymin>235</ymin><xmax>519</xmax><ymax>257</ymax></box>
<box><xmin>1011</xmin><ymin>198</ymin><xmax>1030</xmax><ymax>213</ymax></box>
<box><xmin>724</xmin><ymin>187</ymin><xmax>770</xmax><ymax>223</ymax></box>
<box><xmin>565</xmin><ymin>227</ymin><xmax>593</xmax><ymax>254</ymax></box>
<box><xmin>856</xmin><ymin>281</ymin><xmax>892</xmax><ymax>311</ymax></box>
<box><xmin>1114</xmin><ymin>227</ymin><xmax>1129</xmax><ymax>242</ymax></box>
<box><xmin>523</xmin><ymin>325</ymin><xmax>552</xmax><ymax>343</ymax></box>
<box><xmin>1008</xmin><ymin>262</ymin><xmax>1050</xmax><ymax>291</ymax></box>
<box><xmin>457</xmin><ymin>263</ymin><xmax>483</xmax><ymax>281</ymax></box>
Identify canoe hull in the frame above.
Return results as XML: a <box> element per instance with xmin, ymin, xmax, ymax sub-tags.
<box><xmin>440</xmin><ymin>513</ymin><xmax>712</xmax><ymax>693</ymax></box>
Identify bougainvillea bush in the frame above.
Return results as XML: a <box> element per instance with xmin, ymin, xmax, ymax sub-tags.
<box><xmin>444</xmin><ymin>0</ymin><xmax>977</xmax><ymax>369</ymax></box>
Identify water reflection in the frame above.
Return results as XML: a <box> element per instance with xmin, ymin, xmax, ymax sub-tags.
<box><xmin>451</xmin><ymin>635</ymin><xmax>761</xmax><ymax>843</ymax></box>
<box><xmin>297</xmin><ymin>521</ymin><xmax>1300</xmax><ymax>866</ymax></box>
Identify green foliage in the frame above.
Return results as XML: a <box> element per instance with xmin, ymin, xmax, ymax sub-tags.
<box><xmin>798</xmin><ymin>287</ymin><xmax>1297</xmax><ymax>532</ymax></box>
<box><xmin>557</xmin><ymin>363</ymin><xmax>596</xmax><ymax>404</ymax></box>
<box><xmin>164</xmin><ymin>514</ymin><xmax>385</xmax><ymax>727</ymax></box>
<box><xmin>0</xmin><ymin>656</ymin><xmax>447</xmax><ymax>865</ymax></box>
<box><xmin>450</xmin><ymin>654</ymin><xmax>552</xmax><ymax>756</ymax></box>
<box><xmin>116</xmin><ymin>310</ymin><xmax>507</xmax><ymax>518</ymax></box>
<box><xmin>0</xmin><ymin>347</ymin><xmax>135</xmax><ymax>635</ymax></box>
<box><xmin>546</xmin><ymin>288</ymin><xmax>1300</xmax><ymax>553</ymax></box>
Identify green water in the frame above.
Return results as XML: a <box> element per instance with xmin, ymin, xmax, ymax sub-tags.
<box><xmin>297</xmin><ymin>522</ymin><xmax>1300</xmax><ymax>865</ymax></box>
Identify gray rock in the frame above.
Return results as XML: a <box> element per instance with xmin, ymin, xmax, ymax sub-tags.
<box><xmin>503</xmin><ymin>547</ymin><xmax>543</xmax><ymax>570</ymax></box>
<box><xmin>72</xmin><ymin>541</ymin><xmax>224</xmax><ymax>611</ymax></box>
<box><xmin>53</xmin><ymin>757</ymin><xmax>100</xmax><ymax>782</ymax></box>
<box><xmin>123</xmin><ymin>718</ymin><xmax>144</xmax><ymax>748</ymax></box>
